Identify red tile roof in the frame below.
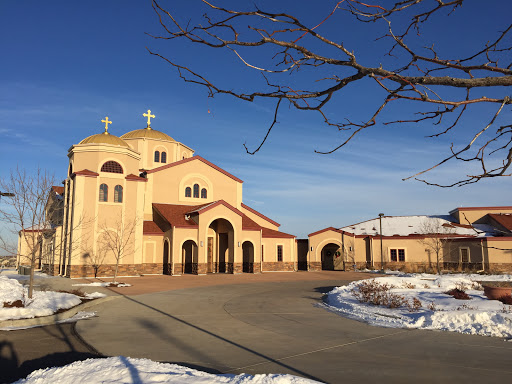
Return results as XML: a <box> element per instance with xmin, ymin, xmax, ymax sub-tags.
<box><xmin>262</xmin><ymin>227</ymin><xmax>295</xmax><ymax>239</ymax></box>
<box><xmin>72</xmin><ymin>169</ymin><xmax>99</xmax><ymax>177</ymax></box>
<box><xmin>143</xmin><ymin>221</ymin><xmax>164</xmax><ymax>235</ymax></box>
<box><xmin>126</xmin><ymin>174</ymin><xmax>147</xmax><ymax>182</ymax></box>
<box><xmin>52</xmin><ymin>186</ymin><xmax>64</xmax><ymax>195</ymax></box>
<box><xmin>153</xmin><ymin>201</ymin><xmax>291</xmax><ymax>235</ymax></box>
<box><xmin>489</xmin><ymin>214</ymin><xmax>512</xmax><ymax>232</ymax></box>
<box><xmin>308</xmin><ymin>227</ymin><xmax>344</xmax><ymax>237</ymax></box>
<box><xmin>145</xmin><ymin>156</ymin><xmax>243</xmax><ymax>183</ymax></box>
<box><xmin>153</xmin><ymin>203</ymin><xmax>206</xmax><ymax>228</ymax></box>
<box><xmin>241</xmin><ymin>203</ymin><xmax>280</xmax><ymax>227</ymax></box>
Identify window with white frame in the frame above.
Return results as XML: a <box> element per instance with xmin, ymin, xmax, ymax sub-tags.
<box><xmin>459</xmin><ymin>247</ymin><xmax>470</xmax><ymax>263</ymax></box>
<box><xmin>390</xmin><ymin>248</ymin><xmax>405</xmax><ymax>262</ymax></box>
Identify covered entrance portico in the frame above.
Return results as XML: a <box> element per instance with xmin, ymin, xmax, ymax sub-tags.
<box><xmin>182</xmin><ymin>239</ymin><xmax>198</xmax><ymax>274</ymax></box>
<box><xmin>321</xmin><ymin>242</ymin><xmax>343</xmax><ymax>270</ymax></box>
<box><xmin>208</xmin><ymin>218</ymin><xmax>235</xmax><ymax>273</ymax></box>
<box><xmin>308</xmin><ymin>227</ymin><xmax>347</xmax><ymax>271</ymax></box>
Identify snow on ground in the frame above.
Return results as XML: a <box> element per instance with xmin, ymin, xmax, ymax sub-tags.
<box><xmin>0</xmin><ymin>268</ymin><xmax>53</xmax><ymax>281</ymax></box>
<box><xmin>0</xmin><ymin>276</ymin><xmax>105</xmax><ymax>321</ymax></box>
<box><xmin>325</xmin><ymin>273</ymin><xmax>512</xmax><ymax>338</ymax></box>
<box><xmin>13</xmin><ymin>356</ymin><xmax>320</xmax><ymax>384</ymax></box>
<box><xmin>72</xmin><ymin>281</ymin><xmax>132</xmax><ymax>287</ymax></box>
<box><xmin>0</xmin><ymin>311</ymin><xmax>97</xmax><ymax>331</ymax></box>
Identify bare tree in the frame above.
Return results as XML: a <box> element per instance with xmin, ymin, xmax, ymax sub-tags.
<box><xmin>83</xmin><ymin>248</ymin><xmax>107</xmax><ymax>278</ymax></box>
<box><xmin>418</xmin><ymin>219</ymin><xmax>456</xmax><ymax>274</ymax></box>
<box><xmin>149</xmin><ymin>0</ymin><xmax>512</xmax><ymax>186</ymax></box>
<box><xmin>0</xmin><ymin>167</ymin><xmax>55</xmax><ymax>298</ymax></box>
<box><xmin>98</xmin><ymin>215</ymin><xmax>139</xmax><ymax>283</ymax></box>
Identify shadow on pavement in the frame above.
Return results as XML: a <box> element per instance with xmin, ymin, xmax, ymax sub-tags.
<box><xmin>0</xmin><ymin>322</ymin><xmax>102</xmax><ymax>384</ymax></box>
<box><xmin>121</xmin><ymin>292</ymin><xmax>324</xmax><ymax>382</ymax></box>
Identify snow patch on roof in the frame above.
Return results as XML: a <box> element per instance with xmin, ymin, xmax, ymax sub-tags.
<box><xmin>340</xmin><ymin>215</ymin><xmax>496</xmax><ymax>237</ymax></box>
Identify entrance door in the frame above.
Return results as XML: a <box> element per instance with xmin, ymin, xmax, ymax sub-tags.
<box><xmin>163</xmin><ymin>240</ymin><xmax>171</xmax><ymax>275</ymax></box>
<box><xmin>321</xmin><ymin>243</ymin><xmax>341</xmax><ymax>270</ymax></box>
<box><xmin>242</xmin><ymin>241</ymin><xmax>254</xmax><ymax>273</ymax></box>
<box><xmin>218</xmin><ymin>233</ymin><xmax>228</xmax><ymax>273</ymax></box>
<box><xmin>207</xmin><ymin>237</ymin><xmax>213</xmax><ymax>273</ymax></box>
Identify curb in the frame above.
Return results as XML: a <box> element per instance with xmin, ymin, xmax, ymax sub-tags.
<box><xmin>0</xmin><ymin>296</ymin><xmax>118</xmax><ymax>328</ymax></box>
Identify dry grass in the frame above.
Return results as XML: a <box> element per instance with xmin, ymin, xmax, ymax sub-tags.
<box><xmin>3</xmin><ymin>300</ymin><xmax>24</xmax><ymax>308</ymax></box>
<box><xmin>57</xmin><ymin>289</ymin><xmax>86</xmax><ymax>298</ymax></box>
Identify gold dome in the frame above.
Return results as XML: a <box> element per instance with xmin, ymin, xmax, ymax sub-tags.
<box><xmin>79</xmin><ymin>132</ymin><xmax>131</xmax><ymax>147</ymax></box>
<box><xmin>121</xmin><ymin>127</ymin><xmax>175</xmax><ymax>141</ymax></box>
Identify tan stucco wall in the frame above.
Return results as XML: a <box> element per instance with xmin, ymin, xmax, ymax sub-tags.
<box><xmin>485</xmin><ymin>238</ymin><xmax>512</xmax><ymax>264</ymax></box>
<box><xmin>261</xmin><ymin>237</ymin><xmax>295</xmax><ymax>263</ymax></box>
<box><xmin>453</xmin><ymin>207</ymin><xmax>512</xmax><ymax>224</ymax></box>
<box><xmin>151</xmin><ymin>160</ymin><xmax>241</xmax><ymax>209</ymax></box>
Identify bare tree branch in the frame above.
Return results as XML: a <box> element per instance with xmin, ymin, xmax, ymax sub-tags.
<box><xmin>149</xmin><ymin>0</ymin><xmax>512</xmax><ymax>186</ymax></box>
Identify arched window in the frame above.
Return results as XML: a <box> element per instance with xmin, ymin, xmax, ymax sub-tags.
<box><xmin>99</xmin><ymin>184</ymin><xmax>108</xmax><ymax>202</ymax></box>
<box><xmin>161</xmin><ymin>152</ymin><xmax>167</xmax><ymax>163</ymax></box>
<box><xmin>193</xmin><ymin>184</ymin><xmax>199</xmax><ymax>198</ymax></box>
<box><xmin>201</xmin><ymin>188</ymin><xmax>207</xmax><ymax>199</ymax></box>
<box><xmin>185</xmin><ymin>187</ymin><xmax>191</xmax><ymax>197</ymax></box>
<box><xmin>154</xmin><ymin>151</ymin><xmax>160</xmax><ymax>162</ymax></box>
<box><xmin>114</xmin><ymin>185</ymin><xmax>123</xmax><ymax>203</ymax></box>
<box><xmin>101</xmin><ymin>161</ymin><xmax>123</xmax><ymax>174</ymax></box>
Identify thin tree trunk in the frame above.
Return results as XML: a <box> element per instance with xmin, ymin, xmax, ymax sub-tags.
<box><xmin>113</xmin><ymin>258</ymin><xmax>119</xmax><ymax>283</ymax></box>
<box><xmin>28</xmin><ymin>251</ymin><xmax>35</xmax><ymax>299</ymax></box>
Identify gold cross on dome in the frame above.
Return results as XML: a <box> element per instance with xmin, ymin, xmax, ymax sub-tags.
<box><xmin>143</xmin><ymin>109</ymin><xmax>155</xmax><ymax>128</ymax></box>
<box><xmin>101</xmin><ymin>117</ymin><xmax>112</xmax><ymax>133</ymax></box>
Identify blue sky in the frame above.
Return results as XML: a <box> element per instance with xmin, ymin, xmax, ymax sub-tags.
<box><xmin>1</xmin><ymin>0</ymin><xmax>511</xmax><ymax>239</ymax></box>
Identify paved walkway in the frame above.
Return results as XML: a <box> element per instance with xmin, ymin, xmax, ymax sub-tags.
<box><xmin>3</xmin><ymin>271</ymin><xmax>512</xmax><ymax>383</ymax></box>
<box><xmin>78</xmin><ymin>270</ymin><xmax>374</xmax><ymax>296</ymax></box>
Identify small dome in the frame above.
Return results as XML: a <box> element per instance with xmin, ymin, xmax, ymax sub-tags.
<box><xmin>79</xmin><ymin>132</ymin><xmax>130</xmax><ymax>147</ymax></box>
<box><xmin>121</xmin><ymin>127</ymin><xmax>174</xmax><ymax>142</ymax></box>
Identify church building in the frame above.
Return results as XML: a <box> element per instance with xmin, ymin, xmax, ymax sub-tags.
<box><xmin>41</xmin><ymin>111</ymin><xmax>296</xmax><ymax>278</ymax></box>
<box><xmin>18</xmin><ymin>111</ymin><xmax>512</xmax><ymax>277</ymax></box>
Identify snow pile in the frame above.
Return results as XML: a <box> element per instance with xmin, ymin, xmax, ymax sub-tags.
<box><xmin>13</xmin><ymin>356</ymin><xmax>321</xmax><ymax>384</ymax></box>
<box><xmin>73</xmin><ymin>282</ymin><xmax>132</xmax><ymax>287</ymax></box>
<box><xmin>0</xmin><ymin>276</ymin><xmax>103</xmax><ymax>321</ymax></box>
<box><xmin>325</xmin><ymin>273</ymin><xmax>512</xmax><ymax>338</ymax></box>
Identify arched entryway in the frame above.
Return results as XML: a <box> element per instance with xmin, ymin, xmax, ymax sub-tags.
<box><xmin>208</xmin><ymin>218</ymin><xmax>234</xmax><ymax>273</ymax></box>
<box><xmin>182</xmin><ymin>240</ymin><xmax>198</xmax><ymax>274</ymax></box>
<box><xmin>321</xmin><ymin>243</ymin><xmax>342</xmax><ymax>270</ymax></box>
<box><xmin>242</xmin><ymin>241</ymin><xmax>254</xmax><ymax>273</ymax></box>
<box><xmin>163</xmin><ymin>239</ymin><xmax>171</xmax><ymax>275</ymax></box>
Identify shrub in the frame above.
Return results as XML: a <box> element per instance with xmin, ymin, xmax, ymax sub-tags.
<box><xmin>457</xmin><ymin>303</ymin><xmax>476</xmax><ymax>310</ymax></box>
<box><xmin>455</xmin><ymin>282</ymin><xmax>469</xmax><ymax>291</ymax></box>
<box><xmin>406</xmin><ymin>297</ymin><xmax>423</xmax><ymax>312</ymax></box>
<box><xmin>352</xmin><ymin>280</ymin><xmax>422</xmax><ymax>312</ymax></box>
<box><xmin>402</xmin><ymin>282</ymin><xmax>416</xmax><ymax>289</ymax></box>
<box><xmin>445</xmin><ymin>288</ymin><xmax>471</xmax><ymax>300</ymax></box>
<box><xmin>3</xmin><ymin>300</ymin><xmax>24</xmax><ymax>308</ymax></box>
<box><xmin>428</xmin><ymin>301</ymin><xmax>437</xmax><ymax>311</ymax></box>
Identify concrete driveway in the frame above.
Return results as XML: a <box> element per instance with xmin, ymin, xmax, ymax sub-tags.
<box><xmin>73</xmin><ymin>274</ymin><xmax>512</xmax><ymax>383</ymax></box>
